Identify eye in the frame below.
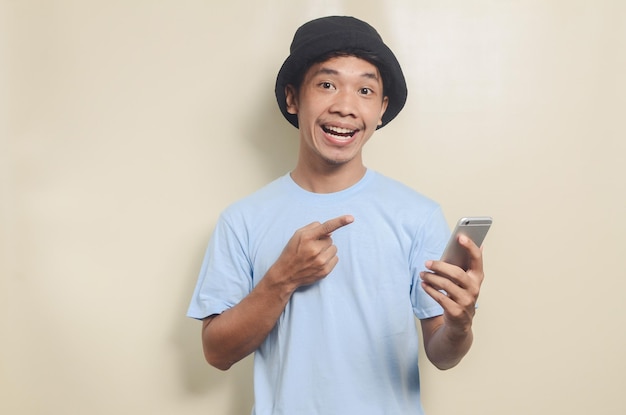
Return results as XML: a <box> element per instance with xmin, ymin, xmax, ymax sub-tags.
<box><xmin>359</xmin><ymin>87</ymin><xmax>374</xmax><ymax>96</ymax></box>
<box><xmin>320</xmin><ymin>82</ymin><xmax>334</xmax><ymax>89</ymax></box>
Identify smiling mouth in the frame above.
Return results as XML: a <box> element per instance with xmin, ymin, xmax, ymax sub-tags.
<box><xmin>322</xmin><ymin>125</ymin><xmax>357</xmax><ymax>140</ymax></box>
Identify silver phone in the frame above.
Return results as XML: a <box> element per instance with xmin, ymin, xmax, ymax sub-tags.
<box><xmin>440</xmin><ymin>217</ymin><xmax>492</xmax><ymax>270</ymax></box>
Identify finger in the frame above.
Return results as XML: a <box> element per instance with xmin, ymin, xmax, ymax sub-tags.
<box><xmin>421</xmin><ymin>281</ymin><xmax>457</xmax><ymax>309</ymax></box>
<box><xmin>421</xmin><ymin>271</ymin><xmax>463</xmax><ymax>300</ymax></box>
<box><xmin>299</xmin><ymin>221</ymin><xmax>322</xmax><ymax>231</ymax></box>
<box><xmin>459</xmin><ymin>235</ymin><xmax>484</xmax><ymax>276</ymax></box>
<box><xmin>423</xmin><ymin>260</ymin><xmax>466</xmax><ymax>288</ymax></box>
<box><xmin>315</xmin><ymin>215</ymin><xmax>354</xmax><ymax>237</ymax></box>
<box><xmin>422</xmin><ymin>279</ymin><xmax>477</xmax><ymax>317</ymax></box>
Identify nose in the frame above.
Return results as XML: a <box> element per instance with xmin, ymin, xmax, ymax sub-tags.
<box><xmin>329</xmin><ymin>90</ymin><xmax>357</xmax><ymax>118</ymax></box>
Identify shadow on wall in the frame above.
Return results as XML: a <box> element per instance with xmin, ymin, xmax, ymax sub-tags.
<box><xmin>170</xmin><ymin>228</ymin><xmax>255</xmax><ymax>413</ymax></box>
<box><xmin>171</xmin><ymin>80</ymin><xmax>297</xmax><ymax>414</ymax></box>
<box><xmin>245</xmin><ymin>75</ymin><xmax>299</xmax><ymax>179</ymax></box>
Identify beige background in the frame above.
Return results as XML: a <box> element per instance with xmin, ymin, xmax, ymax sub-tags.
<box><xmin>2</xmin><ymin>1</ymin><xmax>625</xmax><ymax>414</ymax></box>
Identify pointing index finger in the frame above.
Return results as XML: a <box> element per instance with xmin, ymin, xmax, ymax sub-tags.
<box><xmin>316</xmin><ymin>215</ymin><xmax>354</xmax><ymax>237</ymax></box>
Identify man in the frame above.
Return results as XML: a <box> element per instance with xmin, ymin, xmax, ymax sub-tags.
<box><xmin>188</xmin><ymin>16</ymin><xmax>484</xmax><ymax>414</ymax></box>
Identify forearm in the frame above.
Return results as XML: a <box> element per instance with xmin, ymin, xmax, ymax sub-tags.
<box><xmin>422</xmin><ymin>317</ymin><xmax>474</xmax><ymax>370</ymax></box>
<box><xmin>202</xmin><ymin>266</ymin><xmax>295</xmax><ymax>370</ymax></box>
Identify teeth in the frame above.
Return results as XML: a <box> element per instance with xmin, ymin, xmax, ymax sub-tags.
<box><xmin>328</xmin><ymin>126</ymin><xmax>354</xmax><ymax>134</ymax></box>
<box><xmin>324</xmin><ymin>126</ymin><xmax>356</xmax><ymax>136</ymax></box>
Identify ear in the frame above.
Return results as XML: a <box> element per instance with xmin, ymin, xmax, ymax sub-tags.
<box><xmin>285</xmin><ymin>85</ymin><xmax>298</xmax><ymax>115</ymax></box>
<box><xmin>377</xmin><ymin>96</ymin><xmax>390</xmax><ymax>127</ymax></box>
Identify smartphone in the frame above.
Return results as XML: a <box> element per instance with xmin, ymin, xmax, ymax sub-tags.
<box><xmin>440</xmin><ymin>216</ymin><xmax>492</xmax><ymax>270</ymax></box>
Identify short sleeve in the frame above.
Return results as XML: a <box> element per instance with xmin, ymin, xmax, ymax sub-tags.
<box><xmin>186</xmin><ymin>213</ymin><xmax>253</xmax><ymax>320</ymax></box>
<box><xmin>409</xmin><ymin>206</ymin><xmax>450</xmax><ymax>319</ymax></box>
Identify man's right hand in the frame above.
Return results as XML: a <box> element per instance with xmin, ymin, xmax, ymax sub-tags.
<box><xmin>271</xmin><ymin>214</ymin><xmax>354</xmax><ymax>291</ymax></box>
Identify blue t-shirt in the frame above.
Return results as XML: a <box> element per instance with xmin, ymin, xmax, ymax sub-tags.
<box><xmin>188</xmin><ymin>170</ymin><xmax>450</xmax><ymax>414</ymax></box>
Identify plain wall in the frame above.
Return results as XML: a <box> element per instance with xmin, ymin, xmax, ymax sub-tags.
<box><xmin>2</xmin><ymin>1</ymin><xmax>625</xmax><ymax>414</ymax></box>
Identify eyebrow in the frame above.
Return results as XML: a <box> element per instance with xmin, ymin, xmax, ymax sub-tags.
<box><xmin>314</xmin><ymin>67</ymin><xmax>380</xmax><ymax>81</ymax></box>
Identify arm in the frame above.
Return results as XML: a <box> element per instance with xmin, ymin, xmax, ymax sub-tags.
<box><xmin>419</xmin><ymin>235</ymin><xmax>484</xmax><ymax>370</ymax></box>
<box><xmin>202</xmin><ymin>215</ymin><xmax>354</xmax><ymax>370</ymax></box>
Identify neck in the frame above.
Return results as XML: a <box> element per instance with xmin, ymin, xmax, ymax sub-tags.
<box><xmin>290</xmin><ymin>162</ymin><xmax>366</xmax><ymax>194</ymax></box>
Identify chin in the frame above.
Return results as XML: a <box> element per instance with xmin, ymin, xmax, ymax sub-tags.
<box><xmin>321</xmin><ymin>153</ymin><xmax>359</xmax><ymax>167</ymax></box>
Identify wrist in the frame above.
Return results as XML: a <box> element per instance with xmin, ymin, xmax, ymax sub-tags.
<box><xmin>443</xmin><ymin>320</ymin><xmax>473</xmax><ymax>342</ymax></box>
<box><xmin>262</xmin><ymin>264</ymin><xmax>298</xmax><ymax>302</ymax></box>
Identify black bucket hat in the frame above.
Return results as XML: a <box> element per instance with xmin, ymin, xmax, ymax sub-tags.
<box><xmin>275</xmin><ymin>16</ymin><xmax>408</xmax><ymax>129</ymax></box>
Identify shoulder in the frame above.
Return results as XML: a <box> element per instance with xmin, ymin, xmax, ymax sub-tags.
<box><xmin>218</xmin><ymin>173</ymin><xmax>295</xmax><ymax>227</ymax></box>
<box><xmin>366</xmin><ymin>170</ymin><xmax>441</xmax><ymax>213</ymax></box>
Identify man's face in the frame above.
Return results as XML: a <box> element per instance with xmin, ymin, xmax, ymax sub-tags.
<box><xmin>285</xmin><ymin>55</ymin><xmax>389</xmax><ymax>169</ymax></box>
